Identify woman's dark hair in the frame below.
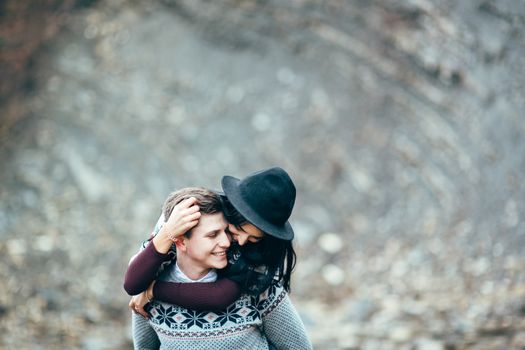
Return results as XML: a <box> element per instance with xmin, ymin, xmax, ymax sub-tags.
<box><xmin>221</xmin><ymin>196</ymin><xmax>297</xmax><ymax>293</ymax></box>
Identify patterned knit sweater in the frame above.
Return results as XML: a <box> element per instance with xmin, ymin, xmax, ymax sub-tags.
<box><xmin>144</xmin><ymin>282</ymin><xmax>312</xmax><ymax>350</ymax></box>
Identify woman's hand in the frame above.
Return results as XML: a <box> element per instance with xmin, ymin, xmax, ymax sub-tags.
<box><xmin>129</xmin><ymin>291</ymin><xmax>151</xmax><ymax>318</ymax></box>
<box><xmin>153</xmin><ymin>197</ymin><xmax>201</xmax><ymax>253</ymax></box>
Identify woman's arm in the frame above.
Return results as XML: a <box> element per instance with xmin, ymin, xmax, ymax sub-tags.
<box><xmin>124</xmin><ymin>242</ymin><xmax>171</xmax><ymax>295</ymax></box>
<box><xmin>153</xmin><ymin>278</ymin><xmax>241</xmax><ymax>311</ymax></box>
<box><xmin>129</xmin><ymin>278</ymin><xmax>242</xmax><ymax>314</ymax></box>
<box><xmin>124</xmin><ymin>240</ymin><xmax>242</xmax><ymax>310</ymax></box>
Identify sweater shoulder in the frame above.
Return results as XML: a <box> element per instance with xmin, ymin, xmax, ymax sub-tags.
<box><xmin>254</xmin><ymin>282</ymin><xmax>287</xmax><ymax>316</ymax></box>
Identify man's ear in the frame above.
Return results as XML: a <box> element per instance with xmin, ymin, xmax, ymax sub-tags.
<box><xmin>174</xmin><ymin>237</ymin><xmax>187</xmax><ymax>251</ymax></box>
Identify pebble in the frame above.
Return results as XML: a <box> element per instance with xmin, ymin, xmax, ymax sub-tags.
<box><xmin>34</xmin><ymin>235</ymin><xmax>54</xmax><ymax>252</ymax></box>
<box><xmin>389</xmin><ymin>325</ymin><xmax>413</xmax><ymax>342</ymax></box>
<box><xmin>276</xmin><ymin>67</ymin><xmax>297</xmax><ymax>85</ymax></box>
<box><xmin>345</xmin><ymin>299</ymin><xmax>378</xmax><ymax>322</ymax></box>
<box><xmin>6</xmin><ymin>238</ymin><xmax>27</xmax><ymax>256</ymax></box>
<box><xmin>321</xmin><ymin>264</ymin><xmax>345</xmax><ymax>285</ymax></box>
<box><xmin>251</xmin><ymin>112</ymin><xmax>272</xmax><ymax>131</ymax></box>
<box><xmin>415</xmin><ymin>338</ymin><xmax>445</xmax><ymax>350</ymax></box>
<box><xmin>338</xmin><ymin>334</ymin><xmax>360</xmax><ymax>349</ymax></box>
<box><xmin>318</xmin><ymin>232</ymin><xmax>343</xmax><ymax>254</ymax></box>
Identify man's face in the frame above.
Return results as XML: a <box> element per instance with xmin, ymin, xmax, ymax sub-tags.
<box><xmin>182</xmin><ymin>212</ymin><xmax>230</xmax><ymax>270</ymax></box>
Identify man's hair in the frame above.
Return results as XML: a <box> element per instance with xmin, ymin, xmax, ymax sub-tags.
<box><xmin>162</xmin><ymin>187</ymin><xmax>222</xmax><ymax>238</ymax></box>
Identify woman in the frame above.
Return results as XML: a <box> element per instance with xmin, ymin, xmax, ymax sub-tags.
<box><xmin>124</xmin><ymin>167</ymin><xmax>311</xmax><ymax>349</ymax></box>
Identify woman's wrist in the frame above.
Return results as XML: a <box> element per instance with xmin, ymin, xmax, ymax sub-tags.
<box><xmin>152</xmin><ymin>226</ymin><xmax>176</xmax><ymax>254</ymax></box>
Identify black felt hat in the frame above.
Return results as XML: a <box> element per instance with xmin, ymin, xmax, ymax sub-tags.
<box><xmin>221</xmin><ymin>167</ymin><xmax>296</xmax><ymax>240</ymax></box>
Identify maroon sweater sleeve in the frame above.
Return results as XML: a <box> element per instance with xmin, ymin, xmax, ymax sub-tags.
<box><xmin>124</xmin><ymin>240</ymin><xmax>242</xmax><ymax>311</ymax></box>
<box><xmin>123</xmin><ymin>242</ymin><xmax>170</xmax><ymax>295</ymax></box>
<box><xmin>153</xmin><ymin>278</ymin><xmax>241</xmax><ymax>311</ymax></box>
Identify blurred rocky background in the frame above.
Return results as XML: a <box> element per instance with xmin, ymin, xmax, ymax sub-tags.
<box><xmin>1</xmin><ymin>0</ymin><xmax>525</xmax><ymax>349</ymax></box>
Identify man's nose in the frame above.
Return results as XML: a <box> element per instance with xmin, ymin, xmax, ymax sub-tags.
<box><xmin>219</xmin><ymin>231</ymin><xmax>231</xmax><ymax>248</ymax></box>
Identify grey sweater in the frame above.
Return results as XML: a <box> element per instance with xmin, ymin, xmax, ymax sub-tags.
<box><xmin>132</xmin><ymin>282</ymin><xmax>312</xmax><ymax>350</ymax></box>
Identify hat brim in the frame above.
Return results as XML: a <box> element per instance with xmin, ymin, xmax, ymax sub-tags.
<box><xmin>221</xmin><ymin>175</ymin><xmax>294</xmax><ymax>240</ymax></box>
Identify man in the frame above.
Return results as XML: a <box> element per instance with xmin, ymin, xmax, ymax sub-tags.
<box><xmin>128</xmin><ymin>187</ymin><xmax>232</xmax><ymax>349</ymax></box>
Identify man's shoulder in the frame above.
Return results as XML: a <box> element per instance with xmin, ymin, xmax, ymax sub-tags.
<box><xmin>252</xmin><ymin>282</ymin><xmax>287</xmax><ymax>315</ymax></box>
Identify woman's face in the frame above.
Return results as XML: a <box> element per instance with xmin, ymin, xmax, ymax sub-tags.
<box><xmin>227</xmin><ymin>223</ymin><xmax>265</xmax><ymax>246</ymax></box>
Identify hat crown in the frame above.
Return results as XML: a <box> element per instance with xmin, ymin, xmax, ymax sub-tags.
<box><xmin>238</xmin><ymin>167</ymin><xmax>296</xmax><ymax>226</ymax></box>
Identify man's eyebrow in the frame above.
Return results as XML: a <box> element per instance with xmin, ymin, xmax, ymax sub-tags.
<box><xmin>206</xmin><ymin>228</ymin><xmax>226</xmax><ymax>236</ymax></box>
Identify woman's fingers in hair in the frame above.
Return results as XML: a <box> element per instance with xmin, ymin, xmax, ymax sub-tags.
<box><xmin>180</xmin><ymin>200</ymin><xmax>201</xmax><ymax>221</ymax></box>
<box><xmin>181</xmin><ymin>211</ymin><xmax>200</xmax><ymax>231</ymax></box>
<box><xmin>184</xmin><ymin>210</ymin><xmax>201</xmax><ymax>222</ymax></box>
<box><xmin>163</xmin><ymin>203</ymin><xmax>201</xmax><ymax>239</ymax></box>
<box><xmin>174</xmin><ymin>198</ymin><xmax>200</xmax><ymax>218</ymax></box>
<box><xmin>183</xmin><ymin>203</ymin><xmax>200</xmax><ymax>215</ymax></box>
<box><xmin>179</xmin><ymin>197</ymin><xmax>198</xmax><ymax>208</ymax></box>
<box><xmin>166</xmin><ymin>199</ymin><xmax>199</xmax><ymax>223</ymax></box>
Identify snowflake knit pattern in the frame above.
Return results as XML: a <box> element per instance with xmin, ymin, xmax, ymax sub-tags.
<box><xmin>146</xmin><ymin>283</ymin><xmax>312</xmax><ymax>350</ymax></box>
